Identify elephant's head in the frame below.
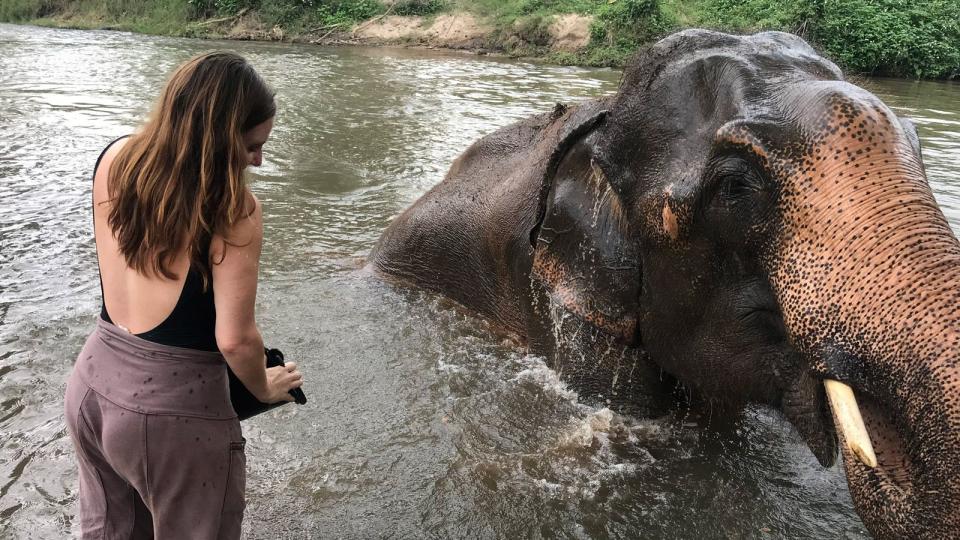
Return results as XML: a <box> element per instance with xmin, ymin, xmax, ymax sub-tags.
<box><xmin>530</xmin><ymin>30</ymin><xmax>959</xmax><ymax>538</ymax></box>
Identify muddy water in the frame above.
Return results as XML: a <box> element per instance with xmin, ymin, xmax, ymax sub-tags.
<box><xmin>1</xmin><ymin>23</ymin><xmax>959</xmax><ymax>539</ymax></box>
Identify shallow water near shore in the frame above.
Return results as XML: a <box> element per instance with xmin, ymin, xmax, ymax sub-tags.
<box><xmin>1</xmin><ymin>23</ymin><xmax>959</xmax><ymax>539</ymax></box>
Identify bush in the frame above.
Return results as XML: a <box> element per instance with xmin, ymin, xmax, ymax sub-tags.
<box><xmin>804</xmin><ymin>0</ymin><xmax>960</xmax><ymax>79</ymax></box>
<box><xmin>461</xmin><ymin>0</ymin><xmax>597</xmax><ymax>24</ymax></box>
<box><xmin>694</xmin><ymin>0</ymin><xmax>960</xmax><ymax>79</ymax></box>
<box><xmin>186</xmin><ymin>0</ymin><xmax>257</xmax><ymax>18</ymax></box>
<box><xmin>240</xmin><ymin>0</ymin><xmax>384</xmax><ymax>29</ymax></box>
<box><xmin>0</xmin><ymin>0</ymin><xmax>62</xmax><ymax>20</ymax></box>
<box><xmin>392</xmin><ymin>0</ymin><xmax>446</xmax><ymax>16</ymax></box>
<box><xmin>516</xmin><ymin>0</ymin><xmax>598</xmax><ymax>15</ymax></box>
<box><xmin>258</xmin><ymin>0</ymin><xmax>305</xmax><ymax>26</ymax></box>
<box><xmin>588</xmin><ymin>0</ymin><xmax>674</xmax><ymax>58</ymax></box>
<box><xmin>694</xmin><ymin>0</ymin><xmax>803</xmax><ymax>32</ymax></box>
<box><xmin>313</xmin><ymin>0</ymin><xmax>383</xmax><ymax>26</ymax></box>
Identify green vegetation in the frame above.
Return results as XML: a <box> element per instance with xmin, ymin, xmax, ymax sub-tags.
<box><xmin>1</xmin><ymin>0</ymin><xmax>957</xmax><ymax>79</ymax></box>
<box><xmin>392</xmin><ymin>0</ymin><xmax>446</xmax><ymax>16</ymax></box>
<box><xmin>2</xmin><ymin>0</ymin><xmax>195</xmax><ymax>34</ymax></box>
<box><xmin>693</xmin><ymin>0</ymin><xmax>960</xmax><ymax>79</ymax></box>
<box><xmin>184</xmin><ymin>0</ymin><xmax>384</xmax><ymax>35</ymax></box>
<box><xmin>583</xmin><ymin>0</ymin><xmax>675</xmax><ymax>66</ymax></box>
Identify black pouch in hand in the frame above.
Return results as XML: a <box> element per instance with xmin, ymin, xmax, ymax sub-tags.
<box><xmin>228</xmin><ymin>347</ymin><xmax>308</xmax><ymax>421</ymax></box>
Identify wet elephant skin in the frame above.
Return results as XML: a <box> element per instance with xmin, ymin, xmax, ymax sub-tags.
<box><xmin>370</xmin><ymin>29</ymin><xmax>960</xmax><ymax>539</ymax></box>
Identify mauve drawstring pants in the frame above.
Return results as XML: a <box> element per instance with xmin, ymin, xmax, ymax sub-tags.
<box><xmin>64</xmin><ymin>319</ymin><xmax>245</xmax><ymax>539</ymax></box>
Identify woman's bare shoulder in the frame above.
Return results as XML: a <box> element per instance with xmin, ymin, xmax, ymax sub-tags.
<box><xmin>97</xmin><ymin>137</ymin><xmax>130</xmax><ymax>175</ymax></box>
<box><xmin>211</xmin><ymin>190</ymin><xmax>263</xmax><ymax>260</ymax></box>
<box><xmin>234</xmin><ymin>191</ymin><xmax>262</xmax><ymax>236</ymax></box>
<box><xmin>244</xmin><ymin>191</ymin><xmax>262</xmax><ymax>219</ymax></box>
<box><xmin>93</xmin><ymin>137</ymin><xmax>131</xmax><ymax>204</ymax></box>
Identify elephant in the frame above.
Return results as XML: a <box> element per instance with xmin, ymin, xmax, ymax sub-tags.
<box><xmin>368</xmin><ymin>29</ymin><xmax>960</xmax><ymax>539</ymax></box>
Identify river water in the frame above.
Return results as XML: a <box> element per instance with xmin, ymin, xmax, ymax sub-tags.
<box><xmin>1</xmin><ymin>23</ymin><xmax>959</xmax><ymax>539</ymax></box>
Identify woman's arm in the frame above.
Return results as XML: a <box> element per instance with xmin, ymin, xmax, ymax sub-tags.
<box><xmin>212</xmin><ymin>193</ymin><xmax>301</xmax><ymax>403</ymax></box>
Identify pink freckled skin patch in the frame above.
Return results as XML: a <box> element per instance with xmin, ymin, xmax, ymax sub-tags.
<box><xmin>662</xmin><ymin>202</ymin><xmax>679</xmax><ymax>240</ymax></box>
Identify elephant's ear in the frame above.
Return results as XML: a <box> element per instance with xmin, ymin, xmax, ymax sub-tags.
<box><xmin>530</xmin><ymin>111</ymin><xmax>642</xmax><ymax>345</ymax></box>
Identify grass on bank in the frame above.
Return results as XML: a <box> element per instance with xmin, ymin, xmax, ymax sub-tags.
<box><xmin>1</xmin><ymin>0</ymin><xmax>958</xmax><ymax>79</ymax></box>
<box><xmin>2</xmin><ymin>0</ymin><xmax>195</xmax><ymax>34</ymax></box>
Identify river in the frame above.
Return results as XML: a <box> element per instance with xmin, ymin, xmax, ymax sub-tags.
<box><xmin>1</xmin><ymin>23</ymin><xmax>959</xmax><ymax>539</ymax></box>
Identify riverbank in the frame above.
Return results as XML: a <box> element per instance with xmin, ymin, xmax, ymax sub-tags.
<box><xmin>3</xmin><ymin>0</ymin><xmax>958</xmax><ymax>78</ymax></box>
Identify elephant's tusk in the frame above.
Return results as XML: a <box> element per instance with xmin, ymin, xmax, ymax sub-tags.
<box><xmin>824</xmin><ymin>379</ymin><xmax>878</xmax><ymax>468</ymax></box>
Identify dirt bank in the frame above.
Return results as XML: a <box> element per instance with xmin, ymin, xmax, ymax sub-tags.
<box><xmin>215</xmin><ymin>10</ymin><xmax>593</xmax><ymax>56</ymax></box>
<box><xmin>353</xmin><ymin>13</ymin><xmax>491</xmax><ymax>49</ymax></box>
<box><xmin>548</xmin><ymin>14</ymin><xmax>592</xmax><ymax>52</ymax></box>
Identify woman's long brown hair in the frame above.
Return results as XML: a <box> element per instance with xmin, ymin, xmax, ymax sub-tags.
<box><xmin>106</xmin><ymin>51</ymin><xmax>275</xmax><ymax>283</ymax></box>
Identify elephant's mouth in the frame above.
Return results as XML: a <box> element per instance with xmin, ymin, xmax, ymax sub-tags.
<box><xmin>828</xmin><ymin>378</ymin><xmax>938</xmax><ymax>537</ymax></box>
<box><xmin>790</xmin><ymin>370</ymin><xmax>919</xmax><ymax>512</ymax></box>
<box><xmin>783</xmin><ymin>369</ymin><xmax>914</xmax><ymax>483</ymax></box>
<box><xmin>840</xmin><ymin>385</ymin><xmax>914</xmax><ymax>489</ymax></box>
<box><xmin>747</xmin><ymin>302</ymin><xmax>915</xmax><ymax>486</ymax></box>
<box><xmin>782</xmin><ymin>370</ymin><xmax>837</xmax><ymax>467</ymax></box>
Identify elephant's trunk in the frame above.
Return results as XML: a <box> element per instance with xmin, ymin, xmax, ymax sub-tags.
<box><xmin>769</xmin><ymin>89</ymin><xmax>960</xmax><ymax>537</ymax></box>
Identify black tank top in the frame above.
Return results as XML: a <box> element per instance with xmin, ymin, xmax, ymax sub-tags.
<box><xmin>94</xmin><ymin>136</ymin><xmax>219</xmax><ymax>352</ymax></box>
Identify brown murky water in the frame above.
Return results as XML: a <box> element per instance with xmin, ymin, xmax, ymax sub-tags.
<box><xmin>1</xmin><ymin>23</ymin><xmax>959</xmax><ymax>539</ymax></box>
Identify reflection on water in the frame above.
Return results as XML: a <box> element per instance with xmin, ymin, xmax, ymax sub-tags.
<box><xmin>864</xmin><ymin>77</ymin><xmax>960</xmax><ymax>234</ymax></box>
<box><xmin>1</xmin><ymin>22</ymin><xmax>958</xmax><ymax>539</ymax></box>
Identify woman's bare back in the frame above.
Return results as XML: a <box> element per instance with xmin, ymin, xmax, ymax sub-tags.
<box><xmin>93</xmin><ymin>138</ymin><xmax>195</xmax><ymax>334</ymax></box>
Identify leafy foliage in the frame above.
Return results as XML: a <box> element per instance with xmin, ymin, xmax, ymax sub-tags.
<box><xmin>185</xmin><ymin>0</ymin><xmax>383</xmax><ymax>28</ymax></box>
<box><xmin>186</xmin><ymin>0</ymin><xmax>251</xmax><ymax>18</ymax></box>
<box><xmin>392</xmin><ymin>0</ymin><xmax>446</xmax><ymax>16</ymax></box>
<box><xmin>804</xmin><ymin>0</ymin><xmax>960</xmax><ymax>79</ymax></box>
<box><xmin>695</xmin><ymin>0</ymin><xmax>960</xmax><ymax>79</ymax></box>
<box><xmin>0</xmin><ymin>0</ymin><xmax>61</xmax><ymax>21</ymax></box>
<box><xmin>318</xmin><ymin>0</ymin><xmax>381</xmax><ymax>29</ymax></box>
<box><xmin>588</xmin><ymin>0</ymin><xmax>673</xmax><ymax>57</ymax></box>
<box><xmin>462</xmin><ymin>0</ymin><xmax>586</xmax><ymax>19</ymax></box>
<box><xmin>694</xmin><ymin>0</ymin><xmax>803</xmax><ymax>31</ymax></box>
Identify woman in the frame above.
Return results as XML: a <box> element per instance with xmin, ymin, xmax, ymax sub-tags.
<box><xmin>64</xmin><ymin>52</ymin><xmax>303</xmax><ymax>539</ymax></box>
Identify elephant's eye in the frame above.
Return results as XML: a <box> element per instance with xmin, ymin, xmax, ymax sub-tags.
<box><xmin>711</xmin><ymin>158</ymin><xmax>767</xmax><ymax>206</ymax></box>
<box><xmin>703</xmin><ymin>156</ymin><xmax>774</xmax><ymax>241</ymax></box>
<box><xmin>719</xmin><ymin>173</ymin><xmax>762</xmax><ymax>200</ymax></box>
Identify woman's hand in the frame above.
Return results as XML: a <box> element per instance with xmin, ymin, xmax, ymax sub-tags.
<box><xmin>261</xmin><ymin>362</ymin><xmax>303</xmax><ymax>403</ymax></box>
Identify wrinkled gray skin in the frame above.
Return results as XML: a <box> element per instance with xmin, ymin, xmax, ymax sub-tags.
<box><xmin>369</xmin><ymin>30</ymin><xmax>960</xmax><ymax>539</ymax></box>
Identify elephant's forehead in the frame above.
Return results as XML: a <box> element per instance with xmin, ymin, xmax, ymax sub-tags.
<box><xmin>785</xmin><ymin>82</ymin><xmax>904</xmax><ymax>139</ymax></box>
<box><xmin>778</xmin><ymin>90</ymin><xmax>923</xmax><ymax>208</ymax></box>
<box><xmin>713</xmin><ymin>84</ymin><xmax>914</xmax><ymax>170</ymax></box>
